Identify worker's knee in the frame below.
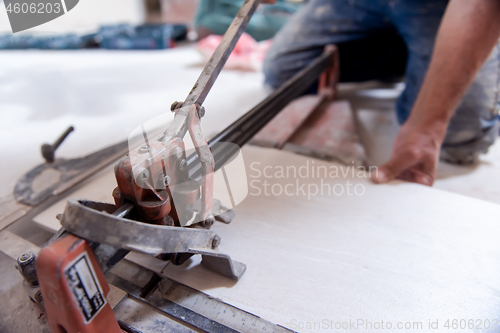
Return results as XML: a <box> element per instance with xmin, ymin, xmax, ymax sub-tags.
<box><xmin>440</xmin><ymin>43</ymin><xmax>500</xmax><ymax>164</ymax></box>
<box><xmin>441</xmin><ymin>85</ymin><xmax>499</xmax><ymax>164</ymax></box>
<box><xmin>262</xmin><ymin>51</ymin><xmax>284</xmax><ymax>89</ymax></box>
<box><xmin>439</xmin><ymin>98</ymin><xmax>499</xmax><ymax>165</ymax></box>
<box><xmin>440</xmin><ymin>121</ymin><xmax>498</xmax><ymax>164</ymax></box>
<box><xmin>263</xmin><ymin>30</ymin><xmax>307</xmax><ymax>89</ymax></box>
<box><xmin>263</xmin><ymin>52</ymin><xmax>298</xmax><ymax>89</ymax></box>
<box><xmin>263</xmin><ymin>0</ymin><xmax>325</xmax><ymax>89</ymax></box>
<box><xmin>264</xmin><ymin>45</ymin><xmax>322</xmax><ymax>89</ymax></box>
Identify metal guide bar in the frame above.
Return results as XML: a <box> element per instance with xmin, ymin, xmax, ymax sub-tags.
<box><xmin>109</xmin><ymin>272</ymin><xmax>239</xmax><ymax>333</ymax></box>
<box><xmin>108</xmin><ymin>271</ymin><xmax>295</xmax><ymax>333</ymax></box>
<box><xmin>183</xmin><ymin>0</ymin><xmax>262</xmax><ymax>107</ymax></box>
<box><xmin>158</xmin><ymin>278</ymin><xmax>294</xmax><ymax>333</ymax></box>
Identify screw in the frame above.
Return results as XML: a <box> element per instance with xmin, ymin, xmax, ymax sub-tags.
<box><xmin>197</xmin><ymin>105</ymin><xmax>205</xmax><ymax>118</ymax></box>
<box><xmin>170</xmin><ymin>101</ymin><xmax>183</xmax><ymax>112</ymax></box>
<box><xmin>212</xmin><ymin>234</ymin><xmax>221</xmax><ymax>249</ymax></box>
<box><xmin>179</xmin><ymin>159</ymin><xmax>187</xmax><ymax>171</ymax></box>
<box><xmin>41</xmin><ymin>126</ymin><xmax>74</xmax><ymax>163</ymax></box>
<box><xmin>172</xmin><ymin>146</ymin><xmax>183</xmax><ymax>160</ymax></box>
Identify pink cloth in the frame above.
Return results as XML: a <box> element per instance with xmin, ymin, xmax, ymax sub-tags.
<box><xmin>196</xmin><ymin>33</ymin><xmax>272</xmax><ymax>71</ymax></box>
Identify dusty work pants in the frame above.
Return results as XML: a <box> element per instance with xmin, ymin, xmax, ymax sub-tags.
<box><xmin>263</xmin><ymin>0</ymin><xmax>500</xmax><ymax>163</ymax></box>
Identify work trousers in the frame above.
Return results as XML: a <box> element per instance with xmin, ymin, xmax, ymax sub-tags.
<box><xmin>264</xmin><ymin>0</ymin><xmax>500</xmax><ymax>163</ymax></box>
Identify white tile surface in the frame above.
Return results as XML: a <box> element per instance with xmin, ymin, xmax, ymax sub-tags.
<box><xmin>162</xmin><ymin>146</ymin><xmax>500</xmax><ymax>333</ymax></box>
<box><xmin>31</xmin><ymin>144</ymin><xmax>500</xmax><ymax>332</ymax></box>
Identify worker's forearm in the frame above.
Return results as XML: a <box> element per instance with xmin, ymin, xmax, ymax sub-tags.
<box><xmin>407</xmin><ymin>0</ymin><xmax>500</xmax><ymax>139</ymax></box>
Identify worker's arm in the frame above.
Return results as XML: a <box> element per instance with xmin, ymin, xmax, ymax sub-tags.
<box><xmin>371</xmin><ymin>0</ymin><xmax>500</xmax><ymax>186</ymax></box>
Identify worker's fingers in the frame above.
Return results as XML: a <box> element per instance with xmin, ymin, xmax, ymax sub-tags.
<box><xmin>414</xmin><ymin>172</ymin><xmax>434</xmax><ymax>186</ymax></box>
<box><xmin>371</xmin><ymin>151</ymin><xmax>419</xmax><ymax>184</ymax></box>
<box><xmin>396</xmin><ymin>167</ymin><xmax>434</xmax><ymax>186</ymax></box>
<box><xmin>374</xmin><ymin>147</ymin><xmax>437</xmax><ymax>186</ymax></box>
<box><xmin>405</xmin><ymin>149</ymin><xmax>437</xmax><ymax>186</ymax></box>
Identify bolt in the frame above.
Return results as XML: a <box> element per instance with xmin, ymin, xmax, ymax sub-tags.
<box><xmin>41</xmin><ymin>126</ymin><xmax>74</xmax><ymax>163</ymax></box>
<box><xmin>172</xmin><ymin>146</ymin><xmax>183</xmax><ymax>160</ymax></box>
<box><xmin>170</xmin><ymin>101</ymin><xmax>183</xmax><ymax>112</ymax></box>
<box><xmin>135</xmin><ymin>168</ymin><xmax>149</xmax><ymax>185</ymax></box>
<box><xmin>212</xmin><ymin>234</ymin><xmax>221</xmax><ymax>249</ymax></box>
<box><xmin>158</xmin><ymin>173</ymin><xmax>169</xmax><ymax>187</ymax></box>
<box><xmin>17</xmin><ymin>253</ymin><xmax>38</xmax><ymax>286</ymax></box>
<box><xmin>204</xmin><ymin>214</ymin><xmax>215</xmax><ymax>228</ymax></box>
<box><xmin>197</xmin><ymin>105</ymin><xmax>205</xmax><ymax>118</ymax></box>
<box><xmin>34</xmin><ymin>291</ymin><xmax>43</xmax><ymax>303</ymax></box>
<box><xmin>164</xmin><ymin>174</ymin><xmax>171</xmax><ymax>186</ymax></box>
<box><xmin>179</xmin><ymin>159</ymin><xmax>187</xmax><ymax>171</ymax></box>
<box><xmin>138</xmin><ymin>145</ymin><xmax>150</xmax><ymax>154</ymax></box>
<box><xmin>19</xmin><ymin>253</ymin><xmax>34</xmax><ymax>264</ymax></box>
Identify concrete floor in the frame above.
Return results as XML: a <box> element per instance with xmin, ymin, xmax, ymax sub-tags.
<box><xmin>0</xmin><ymin>0</ymin><xmax>144</xmax><ymax>34</ymax></box>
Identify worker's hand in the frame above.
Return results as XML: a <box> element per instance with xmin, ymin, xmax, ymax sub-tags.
<box><xmin>371</xmin><ymin>122</ymin><xmax>445</xmax><ymax>186</ymax></box>
<box><xmin>261</xmin><ymin>0</ymin><xmax>277</xmax><ymax>4</ymax></box>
